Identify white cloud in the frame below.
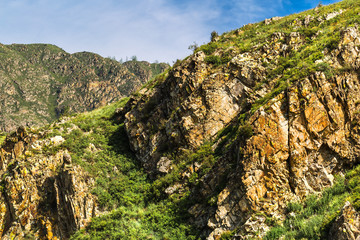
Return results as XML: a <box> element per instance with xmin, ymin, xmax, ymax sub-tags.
<box><xmin>0</xmin><ymin>0</ymin><xmax>342</xmax><ymax>63</ymax></box>
<box><xmin>0</xmin><ymin>0</ymin><xmax>222</xmax><ymax>63</ymax></box>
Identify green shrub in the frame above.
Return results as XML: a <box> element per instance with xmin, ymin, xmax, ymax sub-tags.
<box><xmin>211</xmin><ymin>31</ymin><xmax>219</xmax><ymax>42</ymax></box>
<box><xmin>219</xmin><ymin>231</ymin><xmax>234</xmax><ymax>240</ymax></box>
<box><xmin>300</xmin><ymin>27</ymin><xmax>318</xmax><ymax>38</ymax></box>
<box><xmin>324</xmin><ymin>33</ymin><xmax>341</xmax><ymax>50</ymax></box>
<box><xmin>310</xmin><ymin>52</ymin><xmax>324</xmax><ymax>62</ymax></box>
<box><xmin>199</xmin><ymin>42</ymin><xmax>219</xmax><ymax>55</ymax></box>
<box><xmin>264</xmin><ymin>226</ymin><xmax>286</xmax><ymax>240</ymax></box>
<box><xmin>237</xmin><ymin>42</ymin><xmax>251</xmax><ymax>53</ymax></box>
<box><xmin>0</xmin><ymin>132</ymin><xmax>7</xmax><ymax>146</ymax></box>
<box><xmin>238</xmin><ymin>124</ymin><xmax>253</xmax><ymax>140</ymax></box>
<box><xmin>316</xmin><ymin>62</ymin><xmax>334</xmax><ymax>78</ymax></box>
<box><xmin>287</xmin><ymin>202</ymin><xmax>303</xmax><ymax>213</ymax></box>
<box><xmin>221</xmin><ymin>55</ymin><xmax>232</xmax><ymax>64</ymax></box>
<box><xmin>205</xmin><ymin>55</ymin><xmax>222</xmax><ymax>66</ymax></box>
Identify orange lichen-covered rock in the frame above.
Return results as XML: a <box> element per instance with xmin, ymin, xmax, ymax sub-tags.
<box><xmin>0</xmin><ymin>128</ymin><xmax>97</xmax><ymax>239</ymax></box>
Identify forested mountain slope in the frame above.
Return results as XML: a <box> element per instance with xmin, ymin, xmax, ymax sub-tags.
<box><xmin>0</xmin><ymin>43</ymin><xmax>168</xmax><ymax>131</ymax></box>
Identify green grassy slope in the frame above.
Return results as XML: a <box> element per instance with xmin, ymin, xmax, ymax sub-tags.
<box><xmin>32</xmin><ymin>99</ymin><xmax>198</xmax><ymax>239</ymax></box>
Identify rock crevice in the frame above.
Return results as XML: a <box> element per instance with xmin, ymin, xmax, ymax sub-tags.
<box><xmin>0</xmin><ymin>128</ymin><xmax>97</xmax><ymax>239</ymax></box>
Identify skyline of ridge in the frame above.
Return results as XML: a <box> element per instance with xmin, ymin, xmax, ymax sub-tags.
<box><xmin>0</xmin><ymin>0</ymin><xmax>340</xmax><ymax>63</ymax></box>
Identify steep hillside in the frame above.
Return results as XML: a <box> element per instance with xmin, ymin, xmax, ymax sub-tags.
<box><xmin>0</xmin><ymin>99</ymin><xmax>199</xmax><ymax>239</ymax></box>
<box><xmin>0</xmin><ymin>44</ymin><xmax>168</xmax><ymax>132</ymax></box>
<box><xmin>3</xmin><ymin>0</ymin><xmax>360</xmax><ymax>240</ymax></box>
<box><xmin>121</xmin><ymin>0</ymin><xmax>360</xmax><ymax>238</ymax></box>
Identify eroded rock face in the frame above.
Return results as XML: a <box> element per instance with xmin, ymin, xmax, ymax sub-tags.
<box><xmin>206</xmin><ymin>70</ymin><xmax>360</xmax><ymax>238</ymax></box>
<box><xmin>125</xmin><ymin>51</ymin><xmax>265</xmax><ymax>172</ymax></box>
<box><xmin>206</xmin><ymin>94</ymin><xmax>293</xmax><ymax>239</ymax></box>
<box><xmin>203</xmin><ymin>28</ymin><xmax>360</xmax><ymax>239</ymax></box>
<box><xmin>124</xmin><ymin>25</ymin><xmax>360</xmax><ymax>239</ymax></box>
<box><xmin>0</xmin><ymin>128</ymin><xmax>97</xmax><ymax>239</ymax></box>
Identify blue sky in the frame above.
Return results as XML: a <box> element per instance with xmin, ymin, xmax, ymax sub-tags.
<box><xmin>0</xmin><ymin>0</ymin><xmax>340</xmax><ymax>63</ymax></box>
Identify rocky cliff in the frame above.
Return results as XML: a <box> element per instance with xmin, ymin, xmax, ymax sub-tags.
<box><xmin>0</xmin><ymin>44</ymin><xmax>168</xmax><ymax>132</ymax></box>
<box><xmin>122</xmin><ymin>1</ymin><xmax>360</xmax><ymax>238</ymax></box>
<box><xmin>2</xmin><ymin>1</ymin><xmax>360</xmax><ymax>239</ymax></box>
<box><xmin>0</xmin><ymin>127</ymin><xmax>97</xmax><ymax>239</ymax></box>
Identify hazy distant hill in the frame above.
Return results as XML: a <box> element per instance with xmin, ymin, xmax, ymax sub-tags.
<box><xmin>0</xmin><ymin>43</ymin><xmax>168</xmax><ymax>131</ymax></box>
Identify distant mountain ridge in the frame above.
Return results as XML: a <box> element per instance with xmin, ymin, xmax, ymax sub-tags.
<box><xmin>0</xmin><ymin>43</ymin><xmax>169</xmax><ymax>131</ymax></box>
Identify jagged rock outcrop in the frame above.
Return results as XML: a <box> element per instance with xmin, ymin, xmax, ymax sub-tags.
<box><xmin>0</xmin><ymin>127</ymin><xmax>97</xmax><ymax>239</ymax></box>
<box><xmin>201</xmin><ymin>26</ymin><xmax>360</xmax><ymax>239</ymax></box>
<box><xmin>329</xmin><ymin>201</ymin><xmax>360</xmax><ymax>240</ymax></box>
<box><xmin>0</xmin><ymin>44</ymin><xmax>168</xmax><ymax>132</ymax></box>
<box><xmin>205</xmin><ymin>69</ymin><xmax>360</xmax><ymax>238</ymax></box>
<box><xmin>125</xmin><ymin>51</ymin><xmax>259</xmax><ymax>172</ymax></box>
<box><xmin>123</xmin><ymin>6</ymin><xmax>360</xmax><ymax>238</ymax></box>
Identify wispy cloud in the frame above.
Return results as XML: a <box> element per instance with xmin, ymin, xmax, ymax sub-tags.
<box><xmin>0</xmin><ymin>0</ymin><xmax>223</xmax><ymax>62</ymax></box>
<box><xmin>0</xmin><ymin>0</ymin><xmax>341</xmax><ymax>63</ymax></box>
